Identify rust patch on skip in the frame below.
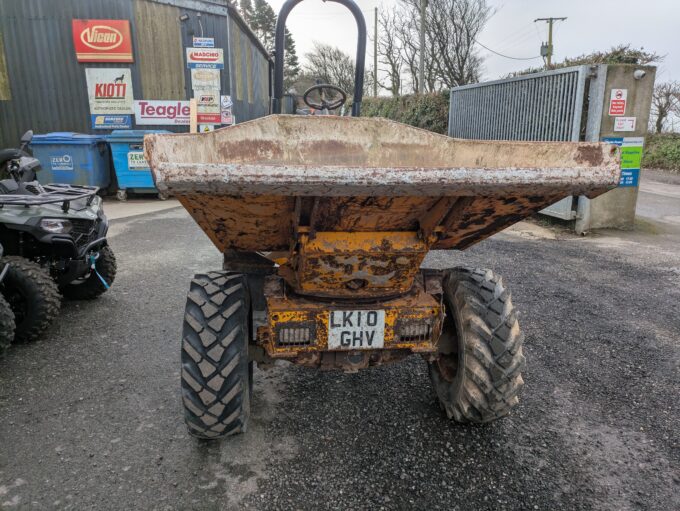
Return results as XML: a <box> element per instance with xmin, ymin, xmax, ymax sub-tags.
<box><xmin>291</xmin><ymin>231</ymin><xmax>429</xmax><ymax>298</ymax></box>
<box><xmin>574</xmin><ymin>144</ymin><xmax>605</xmax><ymax>166</ymax></box>
<box><xmin>216</xmin><ymin>139</ymin><xmax>285</xmax><ymax>163</ymax></box>
<box><xmin>435</xmin><ymin>191</ymin><xmax>574</xmax><ymax>250</ymax></box>
<box><xmin>179</xmin><ymin>193</ymin><xmax>294</xmax><ymax>251</ymax></box>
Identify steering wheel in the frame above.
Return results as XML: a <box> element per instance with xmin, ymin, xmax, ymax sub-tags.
<box><xmin>303</xmin><ymin>84</ymin><xmax>348</xmax><ymax>111</ymax></box>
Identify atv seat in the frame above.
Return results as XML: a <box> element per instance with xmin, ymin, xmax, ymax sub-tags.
<box><xmin>0</xmin><ymin>149</ymin><xmax>22</xmax><ymax>166</ymax></box>
<box><xmin>0</xmin><ymin>179</ymin><xmax>19</xmax><ymax>194</ymax></box>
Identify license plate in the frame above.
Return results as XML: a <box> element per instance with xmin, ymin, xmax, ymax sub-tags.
<box><xmin>327</xmin><ymin>310</ymin><xmax>385</xmax><ymax>350</ymax></box>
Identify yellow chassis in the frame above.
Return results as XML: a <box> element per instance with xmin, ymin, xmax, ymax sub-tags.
<box><xmin>259</xmin><ymin>278</ymin><xmax>443</xmax><ymax>367</ymax></box>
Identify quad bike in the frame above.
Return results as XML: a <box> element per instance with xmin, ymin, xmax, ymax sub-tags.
<box><xmin>0</xmin><ymin>131</ymin><xmax>116</xmax><ymax>343</ymax></box>
<box><xmin>0</xmin><ymin>243</ymin><xmax>15</xmax><ymax>353</ymax></box>
<box><xmin>144</xmin><ymin>0</ymin><xmax>621</xmax><ymax>439</ymax></box>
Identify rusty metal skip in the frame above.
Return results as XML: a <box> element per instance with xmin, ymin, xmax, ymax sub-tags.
<box><xmin>144</xmin><ymin>0</ymin><xmax>620</xmax><ymax>439</ymax></box>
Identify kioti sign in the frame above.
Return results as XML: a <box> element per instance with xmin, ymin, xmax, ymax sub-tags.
<box><xmin>72</xmin><ymin>19</ymin><xmax>133</xmax><ymax>62</ymax></box>
<box><xmin>85</xmin><ymin>68</ymin><xmax>133</xmax><ymax>128</ymax></box>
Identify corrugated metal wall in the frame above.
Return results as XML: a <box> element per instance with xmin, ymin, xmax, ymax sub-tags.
<box><xmin>0</xmin><ymin>0</ymin><xmax>271</xmax><ymax>147</ymax></box>
<box><xmin>134</xmin><ymin>0</ymin><xmax>186</xmax><ymax>100</ymax></box>
<box><xmin>227</xmin><ymin>15</ymin><xmax>269</xmax><ymax>121</ymax></box>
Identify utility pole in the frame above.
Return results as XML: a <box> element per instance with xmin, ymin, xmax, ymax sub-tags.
<box><xmin>534</xmin><ymin>17</ymin><xmax>567</xmax><ymax>68</ymax></box>
<box><xmin>374</xmin><ymin>6</ymin><xmax>378</xmax><ymax>97</ymax></box>
<box><xmin>418</xmin><ymin>0</ymin><xmax>426</xmax><ymax>93</ymax></box>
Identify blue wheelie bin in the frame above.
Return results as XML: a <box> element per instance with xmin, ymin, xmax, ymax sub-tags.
<box><xmin>106</xmin><ymin>130</ymin><xmax>171</xmax><ymax>201</ymax></box>
<box><xmin>30</xmin><ymin>132</ymin><xmax>111</xmax><ymax>190</ymax></box>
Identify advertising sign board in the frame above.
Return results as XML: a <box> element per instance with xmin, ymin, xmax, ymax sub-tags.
<box><xmin>134</xmin><ymin>100</ymin><xmax>190</xmax><ymax>125</ymax></box>
<box><xmin>72</xmin><ymin>20</ymin><xmax>133</xmax><ymax>62</ymax></box>
<box><xmin>186</xmin><ymin>48</ymin><xmax>224</xmax><ymax>69</ymax></box>
<box><xmin>86</xmin><ymin>68</ymin><xmax>133</xmax><ymax>128</ymax></box>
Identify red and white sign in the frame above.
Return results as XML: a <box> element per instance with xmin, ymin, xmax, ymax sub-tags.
<box><xmin>196</xmin><ymin>92</ymin><xmax>220</xmax><ymax>124</ymax></box>
<box><xmin>134</xmin><ymin>100</ymin><xmax>190</xmax><ymax>125</ymax></box>
<box><xmin>186</xmin><ymin>48</ymin><xmax>224</xmax><ymax>69</ymax></box>
<box><xmin>609</xmin><ymin>88</ymin><xmax>627</xmax><ymax>116</ymax></box>
<box><xmin>72</xmin><ymin>19</ymin><xmax>133</xmax><ymax>62</ymax></box>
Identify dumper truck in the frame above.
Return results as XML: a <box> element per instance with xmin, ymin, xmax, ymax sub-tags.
<box><xmin>144</xmin><ymin>0</ymin><xmax>620</xmax><ymax>439</ymax></box>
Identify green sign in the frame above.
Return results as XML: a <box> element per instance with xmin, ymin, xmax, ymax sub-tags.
<box><xmin>620</xmin><ymin>144</ymin><xmax>642</xmax><ymax>170</ymax></box>
<box><xmin>601</xmin><ymin>136</ymin><xmax>644</xmax><ymax>187</ymax></box>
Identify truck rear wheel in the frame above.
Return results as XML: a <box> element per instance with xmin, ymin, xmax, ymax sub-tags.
<box><xmin>0</xmin><ymin>294</ymin><xmax>15</xmax><ymax>354</ymax></box>
<box><xmin>429</xmin><ymin>267</ymin><xmax>525</xmax><ymax>423</ymax></box>
<box><xmin>181</xmin><ymin>272</ymin><xmax>251</xmax><ymax>439</ymax></box>
<box><xmin>0</xmin><ymin>256</ymin><xmax>61</xmax><ymax>342</ymax></box>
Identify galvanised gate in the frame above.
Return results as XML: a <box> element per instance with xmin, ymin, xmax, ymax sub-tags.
<box><xmin>448</xmin><ymin>65</ymin><xmax>611</xmax><ymax>231</ymax></box>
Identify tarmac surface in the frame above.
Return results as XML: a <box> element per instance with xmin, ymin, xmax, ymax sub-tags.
<box><xmin>0</xmin><ymin>177</ymin><xmax>679</xmax><ymax>510</ymax></box>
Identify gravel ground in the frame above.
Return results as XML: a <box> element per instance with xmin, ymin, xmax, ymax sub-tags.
<box><xmin>0</xmin><ymin>207</ymin><xmax>678</xmax><ymax>510</ymax></box>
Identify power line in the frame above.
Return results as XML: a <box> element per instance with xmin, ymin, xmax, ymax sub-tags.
<box><xmin>473</xmin><ymin>39</ymin><xmax>541</xmax><ymax>60</ymax></box>
<box><xmin>498</xmin><ymin>24</ymin><xmax>540</xmax><ymax>48</ymax></box>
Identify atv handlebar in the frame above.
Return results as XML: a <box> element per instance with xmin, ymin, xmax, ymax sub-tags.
<box><xmin>272</xmin><ymin>0</ymin><xmax>366</xmax><ymax>117</ymax></box>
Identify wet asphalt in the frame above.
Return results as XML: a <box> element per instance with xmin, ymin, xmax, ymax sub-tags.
<box><xmin>0</xmin><ymin>206</ymin><xmax>678</xmax><ymax>511</ymax></box>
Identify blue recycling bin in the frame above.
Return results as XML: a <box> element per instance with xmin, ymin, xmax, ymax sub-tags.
<box><xmin>30</xmin><ymin>132</ymin><xmax>110</xmax><ymax>189</ymax></box>
<box><xmin>106</xmin><ymin>130</ymin><xmax>171</xmax><ymax>200</ymax></box>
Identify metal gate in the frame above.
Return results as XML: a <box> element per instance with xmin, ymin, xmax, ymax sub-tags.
<box><xmin>449</xmin><ymin>65</ymin><xmax>607</xmax><ymax>221</ymax></box>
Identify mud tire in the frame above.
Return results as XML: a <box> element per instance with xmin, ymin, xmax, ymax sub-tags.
<box><xmin>181</xmin><ymin>272</ymin><xmax>251</xmax><ymax>439</ymax></box>
<box><xmin>429</xmin><ymin>267</ymin><xmax>525</xmax><ymax>423</ymax></box>
<box><xmin>0</xmin><ymin>294</ymin><xmax>15</xmax><ymax>355</ymax></box>
<box><xmin>61</xmin><ymin>246</ymin><xmax>117</xmax><ymax>300</ymax></box>
<box><xmin>0</xmin><ymin>257</ymin><xmax>61</xmax><ymax>342</ymax></box>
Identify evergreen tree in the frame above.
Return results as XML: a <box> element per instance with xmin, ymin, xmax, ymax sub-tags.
<box><xmin>239</xmin><ymin>0</ymin><xmax>253</xmax><ymax>23</ymax></box>
<box><xmin>251</xmin><ymin>0</ymin><xmax>277</xmax><ymax>51</ymax></box>
<box><xmin>247</xmin><ymin>0</ymin><xmax>300</xmax><ymax>90</ymax></box>
<box><xmin>284</xmin><ymin>28</ymin><xmax>301</xmax><ymax>88</ymax></box>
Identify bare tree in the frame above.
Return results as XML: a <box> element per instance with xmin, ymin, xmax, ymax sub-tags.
<box><xmin>376</xmin><ymin>0</ymin><xmax>490</xmax><ymax>94</ymax></box>
<box><xmin>303</xmin><ymin>42</ymin><xmax>372</xmax><ymax>97</ymax></box>
<box><xmin>419</xmin><ymin>0</ymin><xmax>490</xmax><ymax>88</ymax></box>
<box><xmin>304</xmin><ymin>42</ymin><xmax>356</xmax><ymax>93</ymax></box>
<box><xmin>393</xmin><ymin>8</ymin><xmax>420</xmax><ymax>93</ymax></box>
<box><xmin>651</xmin><ymin>81</ymin><xmax>680</xmax><ymax>133</ymax></box>
<box><xmin>376</xmin><ymin>7</ymin><xmax>403</xmax><ymax>96</ymax></box>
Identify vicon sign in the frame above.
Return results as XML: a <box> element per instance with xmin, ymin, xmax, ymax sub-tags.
<box><xmin>72</xmin><ymin>20</ymin><xmax>133</xmax><ymax>62</ymax></box>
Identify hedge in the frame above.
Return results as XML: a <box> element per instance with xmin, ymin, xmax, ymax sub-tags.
<box><xmin>643</xmin><ymin>133</ymin><xmax>680</xmax><ymax>172</ymax></box>
<box><xmin>360</xmin><ymin>91</ymin><xmax>450</xmax><ymax>135</ymax></box>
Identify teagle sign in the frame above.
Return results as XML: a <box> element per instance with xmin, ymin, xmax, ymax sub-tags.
<box><xmin>72</xmin><ymin>19</ymin><xmax>133</xmax><ymax>62</ymax></box>
<box><xmin>134</xmin><ymin>100</ymin><xmax>191</xmax><ymax>125</ymax></box>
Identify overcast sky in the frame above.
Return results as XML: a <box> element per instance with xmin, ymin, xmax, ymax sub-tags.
<box><xmin>268</xmin><ymin>0</ymin><xmax>679</xmax><ymax>85</ymax></box>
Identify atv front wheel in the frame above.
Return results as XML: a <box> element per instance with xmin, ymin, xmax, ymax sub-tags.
<box><xmin>61</xmin><ymin>246</ymin><xmax>117</xmax><ymax>300</ymax></box>
<box><xmin>0</xmin><ymin>257</ymin><xmax>61</xmax><ymax>342</ymax></box>
<box><xmin>0</xmin><ymin>294</ymin><xmax>15</xmax><ymax>354</ymax></box>
<box><xmin>429</xmin><ymin>267</ymin><xmax>525</xmax><ymax>423</ymax></box>
<box><xmin>181</xmin><ymin>272</ymin><xmax>252</xmax><ymax>439</ymax></box>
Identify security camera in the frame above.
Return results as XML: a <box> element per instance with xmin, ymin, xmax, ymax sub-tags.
<box><xmin>633</xmin><ymin>69</ymin><xmax>646</xmax><ymax>80</ymax></box>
